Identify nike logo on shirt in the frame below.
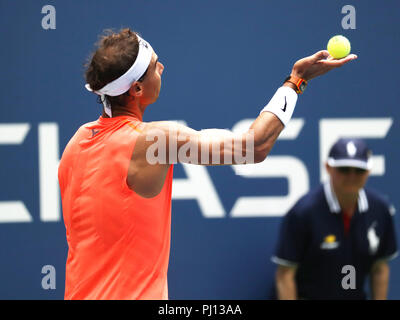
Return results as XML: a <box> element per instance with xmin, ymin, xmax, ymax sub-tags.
<box><xmin>91</xmin><ymin>129</ymin><xmax>100</xmax><ymax>137</ymax></box>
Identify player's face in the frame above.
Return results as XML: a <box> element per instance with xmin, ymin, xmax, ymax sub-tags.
<box><xmin>327</xmin><ymin>164</ymin><xmax>370</xmax><ymax>194</ymax></box>
<box><xmin>141</xmin><ymin>52</ymin><xmax>164</xmax><ymax>104</ymax></box>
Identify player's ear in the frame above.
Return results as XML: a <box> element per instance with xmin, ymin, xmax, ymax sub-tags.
<box><xmin>129</xmin><ymin>82</ymin><xmax>143</xmax><ymax>97</ymax></box>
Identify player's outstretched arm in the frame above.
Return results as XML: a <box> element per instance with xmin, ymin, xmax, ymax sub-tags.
<box><xmin>127</xmin><ymin>51</ymin><xmax>357</xmax><ymax>196</ymax></box>
<box><xmin>136</xmin><ymin>50</ymin><xmax>357</xmax><ymax>166</ymax></box>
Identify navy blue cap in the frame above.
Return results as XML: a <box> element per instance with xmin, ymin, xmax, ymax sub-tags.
<box><xmin>327</xmin><ymin>138</ymin><xmax>372</xmax><ymax>170</ymax></box>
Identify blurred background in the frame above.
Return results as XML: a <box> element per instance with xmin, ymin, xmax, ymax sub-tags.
<box><xmin>0</xmin><ymin>0</ymin><xmax>399</xmax><ymax>299</ymax></box>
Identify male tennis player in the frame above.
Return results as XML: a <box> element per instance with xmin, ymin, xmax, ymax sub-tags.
<box><xmin>58</xmin><ymin>28</ymin><xmax>357</xmax><ymax>299</ymax></box>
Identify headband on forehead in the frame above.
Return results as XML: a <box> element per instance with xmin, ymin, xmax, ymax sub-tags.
<box><xmin>85</xmin><ymin>35</ymin><xmax>153</xmax><ymax>96</ymax></box>
<box><xmin>85</xmin><ymin>35</ymin><xmax>154</xmax><ymax>117</ymax></box>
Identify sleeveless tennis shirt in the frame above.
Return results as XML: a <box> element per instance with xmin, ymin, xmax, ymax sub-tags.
<box><xmin>58</xmin><ymin>115</ymin><xmax>174</xmax><ymax>300</ymax></box>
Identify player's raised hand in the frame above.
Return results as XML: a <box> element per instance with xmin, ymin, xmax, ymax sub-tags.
<box><xmin>291</xmin><ymin>50</ymin><xmax>357</xmax><ymax>81</ymax></box>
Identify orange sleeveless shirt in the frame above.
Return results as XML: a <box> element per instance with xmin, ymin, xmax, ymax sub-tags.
<box><xmin>58</xmin><ymin>115</ymin><xmax>173</xmax><ymax>300</ymax></box>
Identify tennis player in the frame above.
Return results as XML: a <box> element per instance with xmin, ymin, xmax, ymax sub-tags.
<box><xmin>58</xmin><ymin>28</ymin><xmax>357</xmax><ymax>299</ymax></box>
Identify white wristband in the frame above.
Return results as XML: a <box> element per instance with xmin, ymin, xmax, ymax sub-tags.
<box><xmin>260</xmin><ymin>86</ymin><xmax>298</xmax><ymax>126</ymax></box>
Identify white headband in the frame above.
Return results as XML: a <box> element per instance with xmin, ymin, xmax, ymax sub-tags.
<box><xmin>85</xmin><ymin>35</ymin><xmax>154</xmax><ymax>116</ymax></box>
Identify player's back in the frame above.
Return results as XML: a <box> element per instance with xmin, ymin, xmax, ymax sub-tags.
<box><xmin>58</xmin><ymin>115</ymin><xmax>174</xmax><ymax>300</ymax></box>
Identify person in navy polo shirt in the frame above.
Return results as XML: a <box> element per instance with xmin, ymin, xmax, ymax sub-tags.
<box><xmin>272</xmin><ymin>138</ymin><xmax>398</xmax><ymax>300</ymax></box>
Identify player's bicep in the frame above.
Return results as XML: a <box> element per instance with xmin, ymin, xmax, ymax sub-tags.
<box><xmin>144</xmin><ymin>122</ymin><xmax>255</xmax><ymax>165</ymax></box>
<box><xmin>142</xmin><ymin>121</ymin><xmax>199</xmax><ymax>164</ymax></box>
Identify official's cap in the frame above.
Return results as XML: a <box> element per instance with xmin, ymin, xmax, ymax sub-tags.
<box><xmin>327</xmin><ymin>138</ymin><xmax>372</xmax><ymax>170</ymax></box>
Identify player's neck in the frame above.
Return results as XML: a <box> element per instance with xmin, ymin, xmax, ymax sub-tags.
<box><xmin>102</xmin><ymin>99</ymin><xmax>145</xmax><ymax>121</ymax></box>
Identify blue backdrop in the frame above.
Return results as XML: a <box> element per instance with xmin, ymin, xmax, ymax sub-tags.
<box><xmin>0</xmin><ymin>0</ymin><xmax>399</xmax><ymax>299</ymax></box>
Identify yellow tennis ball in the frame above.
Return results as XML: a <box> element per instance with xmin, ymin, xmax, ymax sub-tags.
<box><xmin>327</xmin><ymin>35</ymin><xmax>351</xmax><ymax>59</ymax></box>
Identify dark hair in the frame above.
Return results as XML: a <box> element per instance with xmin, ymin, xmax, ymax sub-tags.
<box><xmin>84</xmin><ymin>28</ymin><xmax>147</xmax><ymax>108</ymax></box>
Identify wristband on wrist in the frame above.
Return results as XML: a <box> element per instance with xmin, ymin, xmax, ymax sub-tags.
<box><xmin>284</xmin><ymin>75</ymin><xmax>307</xmax><ymax>94</ymax></box>
<box><xmin>260</xmin><ymin>86</ymin><xmax>298</xmax><ymax>126</ymax></box>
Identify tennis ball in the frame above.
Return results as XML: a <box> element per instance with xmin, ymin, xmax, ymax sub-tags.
<box><xmin>327</xmin><ymin>35</ymin><xmax>351</xmax><ymax>59</ymax></box>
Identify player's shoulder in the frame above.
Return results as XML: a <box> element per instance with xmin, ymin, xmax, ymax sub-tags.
<box><xmin>364</xmin><ymin>187</ymin><xmax>396</xmax><ymax>216</ymax></box>
<box><xmin>63</xmin><ymin>120</ymin><xmax>97</xmax><ymax>145</ymax></box>
<box><xmin>59</xmin><ymin>120</ymin><xmax>98</xmax><ymax>165</ymax></box>
<box><xmin>139</xmin><ymin>120</ymin><xmax>197</xmax><ymax>137</ymax></box>
<box><xmin>146</xmin><ymin>120</ymin><xmax>191</xmax><ymax>130</ymax></box>
<box><xmin>69</xmin><ymin>117</ymin><xmax>105</xmax><ymax>134</ymax></box>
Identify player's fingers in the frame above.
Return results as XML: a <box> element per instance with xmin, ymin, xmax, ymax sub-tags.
<box><xmin>310</xmin><ymin>50</ymin><xmax>330</xmax><ymax>62</ymax></box>
<box><xmin>318</xmin><ymin>54</ymin><xmax>357</xmax><ymax>67</ymax></box>
<box><xmin>345</xmin><ymin>53</ymin><xmax>358</xmax><ymax>61</ymax></box>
